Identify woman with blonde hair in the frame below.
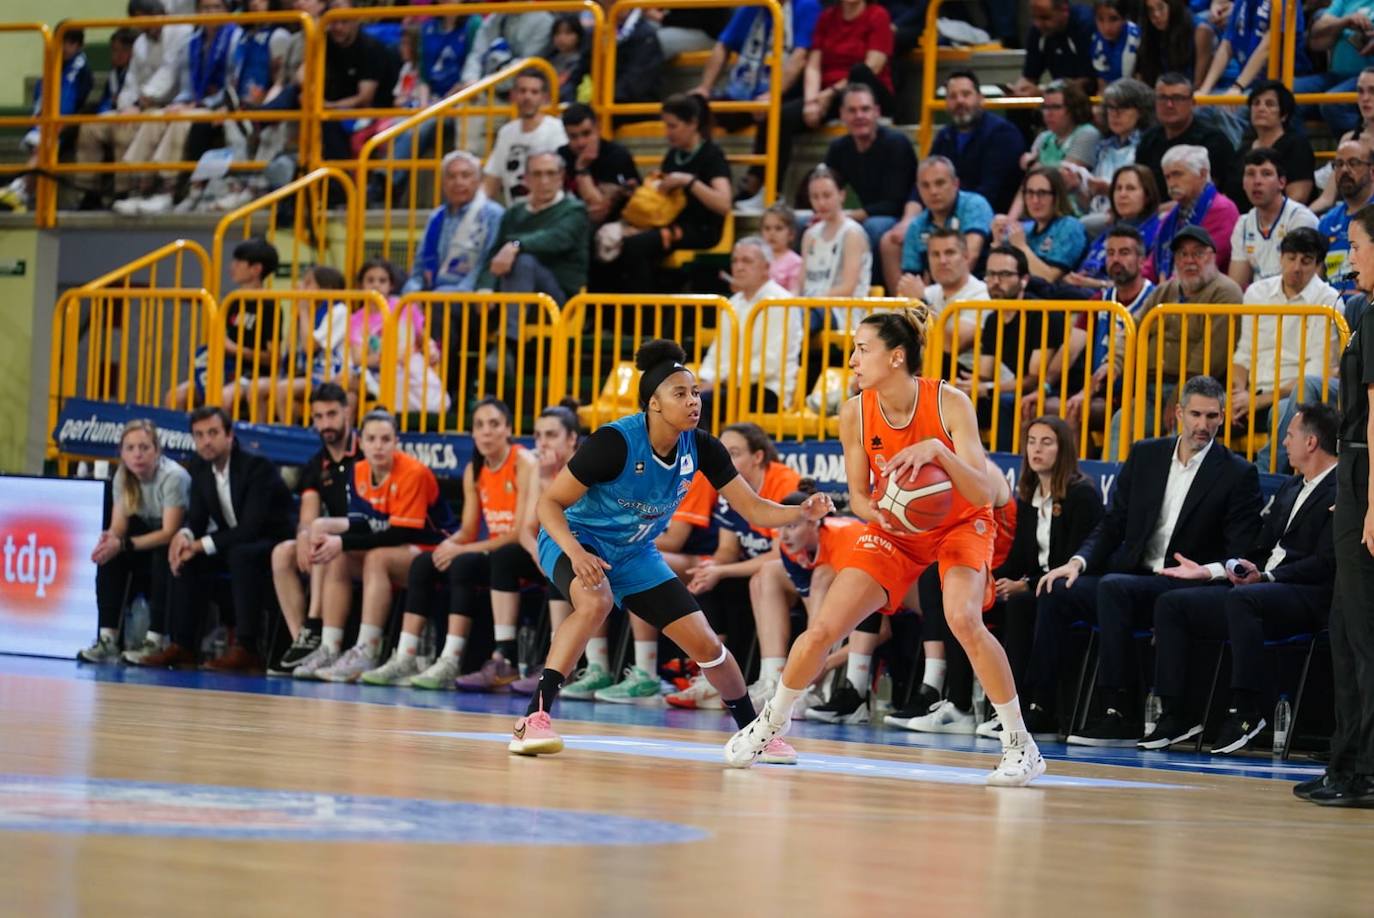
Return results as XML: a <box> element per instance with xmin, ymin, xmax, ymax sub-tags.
<box><xmin>81</xmin><ymin>419</ymin><xmax>191</xmax><ymax>664</ymax></box>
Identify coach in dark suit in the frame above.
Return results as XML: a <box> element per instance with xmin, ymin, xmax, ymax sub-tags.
<box><xmin>139</xmin><ymin>406</ymin><xmax>294</xmax><ymax>672</ymax></box>
<box><xmin>1026</xmin><ymin>376</ymin><xmax>1263</xmax><ymax>744</ymax></box>
<box><xmin>1140</xmin><ymin>402</ymin><xmax>1338</xmax><ymax>754</ymax></box>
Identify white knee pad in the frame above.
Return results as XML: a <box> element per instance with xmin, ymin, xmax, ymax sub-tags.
<box><xmin>697</xmin><ymin>644</ymin><xmax>728</xmax><ymax>670</ymax></box>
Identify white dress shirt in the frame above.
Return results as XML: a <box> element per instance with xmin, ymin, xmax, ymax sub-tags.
<box><xmin>1263</xmin><ymin>463</ymin><xmax>1336</xmax><ymax>573</ymax></box>
<box><xmin>1139</xmin><ymin>438</ymin><xmax>1219</xmax><ymax>575</ymax></box>
<box><xmin>1235</xmin><ymin>273</ymin><xmax>1343</xmax><ymax>392</ymax></box>
<box><xmin>1032</xmin><ymin>483</ymin><xmax>1052</xmax><ymax>571</ymax></box>
<box><xmin>200</xmin><ymin>456</ymin><xmax>236</xmax><ymax>556</ymax></box>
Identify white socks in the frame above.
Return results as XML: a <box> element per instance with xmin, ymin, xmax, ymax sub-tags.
<box><xmin>923</xmin><ymin>657</ymin><xmax>947</xmax><ymax>692</ymax></box>
<box><xmin>759</xmin><ymin>657</ymin><xmax>786</xmax><ymax>682</ymax></box>
<box><xmin>398</xmin><ymin>631</ymin><xmax>420</xmax><ymax>657</ymax></box>
<box><xmin>634</xmin><ymin>640</ymin><xmax>658</xmax><ymax>674</ymax></box>
<box><xmin>321</xmin><ymin>626</ymin><xmax>344</xmax><ymax>653</ymax></box>
<box><xmin>99</xmin><ymin>627</ymin><xmax>117</xmax><ymax>642</ymax></box>
<box><xmin>357</xmin><ymin>623</ymin><xmax>383</xmax><ymax>650</ymax></box>
<box><xmin>846</xmin><ymin>653</ymin><xmax>873</xmax><ymax>692</ymax></box>
<box><xmin>993</xmin><ymin>694</ymin><xmax>1028</xmax><ymax>738</ymax></box>
<box><xmin>493</xmin><ymin>623</ymin><xmax>517</xmax><ymax>643</ymax></box>
<box><xmin>441</xmin><ymin>633</ymin><xmax>467</xmax><ymax>658</ymax></box>
<box><xmin>146</xmin><ymin>631</ymin><xmax>164</xmax><ymax>646</ymax></box>
<box><xmin>768</xmin><ymin>682</ymin><xmax>806</xmax><ymax>726</ymax></box>
<box><xmin>586</xmin><ymin>636</ymin><xmax>610</xmax><ymax>671</ymax></box>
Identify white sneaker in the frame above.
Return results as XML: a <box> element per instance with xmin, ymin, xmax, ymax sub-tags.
<box><xmin>975</xmin><ymin>714</ymin><xmax>1003</xmax><ymax>739</ymax></box>
<box><xmin>137</xmin><ymin>192</ymin><xmax>173</xmax><ymax>214</ymax></box>
<box><xmin>78</xmin><ymin>634</ymin><xmax>122</xmax><ymax>663</ymax></box>
<box><xmin>111</xmin><ymin>196</ymin><xmax>144</xmax><ymax>216</ymax></box>
<box><xmin>360</xmin><ymin>649</ymin><xmax>420</xmax><ymax>686</ymax></box>
<box><xmin>122</xmin><ymin>635</ymin><xmax>166</xmax><ymax>665</ymax></box>
<box><xmin>291</xmin><ymin>643</ymin><xmax>341</xmax><ymax>680</ymax></box>
<box><xmin>734</xmin><ymin>189</ymin><xmax>765</xmax><ymax>215</ymax></box>
<box><xmin>212</xmin><ymin>187</ymin><xmax>255</xmax><ymax>212</ymax></box>
<box><xmin>665</xmin><ymin>674</ymin><xmax>723</xmax><ymax>710</ymax></box>
<box><xmin>316</xmin><ymin>643</ymin><xmax>379</xmax><ymax>683</ymax></box>
<box><xmin>747</xmin><ymin>675</ymin><xmax>778</xmax><ymax>708</ymax></box>
<box><xmin>795</xmin><ymin>685</ymin><xmax>825</xmax><ymax>720</ymax></box>
<box><xmin>410</xmin><ymin>653</ymin><xmax>463</xmax><ymax>690</ymax></box>
<box><xmin>986</xmin><ymin>730</ymin><xmax>1046</xmax><ymax>787</ymax></box>
<box><xmin>898</xmin><ymin>699</ymin><xmax>977</xmax><ymax>735</ymax></box>
<box><xmin>723</xmin><ymin>700</ymin><xmax>790</xmax><ymax>769</ymax></box>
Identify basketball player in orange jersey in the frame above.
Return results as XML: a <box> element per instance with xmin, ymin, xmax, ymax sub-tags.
<box><xmin>726</xmin><ymin>308</ymin><xmax>1046</xmax><ymax>785</ymax></box>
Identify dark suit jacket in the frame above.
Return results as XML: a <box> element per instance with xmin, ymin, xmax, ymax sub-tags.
<box><xmin>185</xmin><ymin>440</ymin><xmax>294</xmax><ymax>554</ymax></box>
<box><xmin>997</xmin><ymin>476</ymin><xmax>1104</xmax><ymax>581</ymax></box>
<box><xmin>1244</xmin><ymin>468</ymin><xmax>1336</xmax><ymax>586</ymax></box>
<box><xmin>1075</xmin><ymin>437</ymin><xmax>1262</xmax><ymax>575</ymax></box>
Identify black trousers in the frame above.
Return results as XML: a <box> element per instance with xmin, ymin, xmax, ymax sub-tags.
<box><xmin>406</xmin><ymin>549</ymin><xmax>491</xmax><ymax>627</ymax></box>
<box><xmin>167</xmin><ymin>538</ymin><xmax>277</xmax><ymax>651</ymax></box>
<box><xmin>918</xmin><ymin>564</ymin><xmax>1036</xmax><ymax>709</ymax></box>
<box><xmin>1028</xmin><ymin>572</ymin><xmax>1217</xmax><ymax>708</ymax></box>
<box><xmin>774</xmin><ymin>63</ymin><xmax>895</xmax><ymax>199</ymax></box>
<box><xmin>1153</xmin><ymin>582</ymin><xmax>1329</xmax><ymax>714</ymax></box>
<box><xmin>94</xmin><ymin>517</ymin><xmax>170</xmax><ymax>634</ymax></box>
<box><xmin>1330</xmin><ymin>448</ymin><xmax>1374</xmax><ymax>775</ymax></box>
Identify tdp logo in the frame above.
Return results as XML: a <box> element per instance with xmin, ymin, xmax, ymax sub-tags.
<box><xmin>3</xmin><ymin>533</ymin><xmax>58</xmax><ymax>598</ymax></box>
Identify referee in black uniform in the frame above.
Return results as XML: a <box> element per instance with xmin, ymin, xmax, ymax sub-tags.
<box><xmin>1297</xmin><ymin>204</ymin><xmax>1374</xmax><ymax>807</ymax></box>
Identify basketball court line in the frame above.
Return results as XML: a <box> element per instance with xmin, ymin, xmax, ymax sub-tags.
<box><xmin>409</xmin><ymin>730</ymin><xmax>1198</xmax><ymax>790</ymax></box>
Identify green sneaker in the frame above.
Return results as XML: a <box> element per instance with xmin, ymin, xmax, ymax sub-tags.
<box><xmin>593</xmin><ymin>666</ymin><xmax>662</xmax><ymax>704</ymax></box>
<box><xmin>560</xmin><ymin>663</ymin><xmax>614</xmax><ymax>700</ymax></box>
<box><xmin>410</xmin><ymin>654</ymin><xmax>462</xmax><ymax>690</ymax></box>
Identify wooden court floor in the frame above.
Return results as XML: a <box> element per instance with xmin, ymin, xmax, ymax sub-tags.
<box><xmin>2</xmin><ymin>664</ymin><xmax>1373</xmax><ymax>918</ymax></box>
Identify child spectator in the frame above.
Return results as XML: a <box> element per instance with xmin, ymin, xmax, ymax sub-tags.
<box><xmin>761</xmin><ymin>203</ymin><xmax>803</xmax><ymax>293</ymax></box>
<box><xmin>2</xmin><ymin>25</ymin><xmax>92</xmax><ymax>210</ymax></box>
<box><xmin>1091</xmin><ymin>0</ymin><xmax>1141</xmax><ymax>90</ymax></box>
<box><xmin>250</xmin><ymin>264</ymin><xmax>351</xmax><ymax>423</ymax></box>
<box><xmin>349</xmin><ymin>258</ymin><xmax>450</xmax><ymax>415</ymax></box>
<box><xmin>545</xmin><ymin>14</ymin><xmax>587</xmax><ymax>104</ymax></box>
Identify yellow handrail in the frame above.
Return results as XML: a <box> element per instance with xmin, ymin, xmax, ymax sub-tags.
<box><xmin>77</xmin><ymin>238</ymin><xmax>212</xmax><ymax>293</ymax></box>
<box><xmin>210</xmin><ymin>167</ymin><xmax>359</xmax><ymax>298</ymax></box>
<box><xmin>601</xmin><ymin>0</ymin><xmax>783</xmax><ymax>206</ymax></box>
<box><xmin>0</xmin><ymin>23</ymin><xmax>53</xmax><ymax>222</ymax></box>
<box><xmin>353</xmin><ymin>57</ymin><xmax>560</xmax><ymax>274</ymax></box>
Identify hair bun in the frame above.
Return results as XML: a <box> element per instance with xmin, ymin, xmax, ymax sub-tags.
<box><xmin>635</xmin><ymin>339</ymin><xmax>687</xmax><ymax>372</ymax></box>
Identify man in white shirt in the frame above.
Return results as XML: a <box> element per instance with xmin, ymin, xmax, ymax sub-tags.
<box><xmin>483</xmin><ymin>70</ymin><xmax>568</xmax><ymax>206</ymax></box>
<box><xmin>1148</xmin><ymin>402</ymin><xmax>1338</xmax><ymax>754</ymax></box>
<box><xmin>1031</xmin><ymin>375</ymin><xmax>1263</xmax><ymax>745</ymax></box>
<box><xmin>1228</xmin><ymin>148</ymin><xmax>1319</xmax><ymax>290</ymax></box>
<box><xmin>907</xmin><ymin>226</ymin><xmax>989</xmax><ymax>358</ymax></box>
<box><xmin>698</xmin><ymin>236</ymin><xmax>801</xmax><ymax>426</ymax></box>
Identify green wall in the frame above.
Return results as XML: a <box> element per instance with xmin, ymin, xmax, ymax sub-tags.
<box><xmin>0</xmin><ymin>1</ymin><xmax>127</xmax><ymax>108</ymax></box>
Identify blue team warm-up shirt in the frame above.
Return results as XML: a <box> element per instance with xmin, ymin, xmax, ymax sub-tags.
<box><xmin>538</xmin><ymin>413</ymin><xmax>737</xmax><ymax>603</ymax></box>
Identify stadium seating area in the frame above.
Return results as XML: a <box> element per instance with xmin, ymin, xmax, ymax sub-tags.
<box><xmin>16</xmin><ymin>0</ymin><xmax>1366</xmax><ymax>759</ymax></box>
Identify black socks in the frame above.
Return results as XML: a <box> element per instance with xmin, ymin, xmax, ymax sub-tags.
<box><xmin>722</xmin><ymin>694</ymin><xmax>757</xmax><ymax>730</ymax></box>
<box><xmin>527</xmin><ymin>668</ymin><xmax>565</xmax><ymax>717</ymax></box>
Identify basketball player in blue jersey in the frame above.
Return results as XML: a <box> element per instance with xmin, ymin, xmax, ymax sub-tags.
<box><xmin>510</xmin><ymin>340</ymin><xmax>835</xmax><ymax>756</ymax></box>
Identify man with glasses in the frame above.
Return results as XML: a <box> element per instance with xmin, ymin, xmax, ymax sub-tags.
<box><xmin>1318</xmin><ymin>138</ymin><xmax>1374</xmax><ymax>293</ymax></box>
<box><xmin>1134</xmin><ymin>72</ymin><xmax>1235</xmax><ymax>201</ymax></box>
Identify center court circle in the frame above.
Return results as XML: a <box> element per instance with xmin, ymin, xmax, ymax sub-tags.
<box><xmin>0</xmin><ymin>775</ymin><xmax>709</xmax><ymax>845</ymax></box>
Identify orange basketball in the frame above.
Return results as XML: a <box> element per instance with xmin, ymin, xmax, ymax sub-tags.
<box><xmin>873</xmin><ymin>464</ymin><xmax>954</xmax><ymax>533</ymax></box>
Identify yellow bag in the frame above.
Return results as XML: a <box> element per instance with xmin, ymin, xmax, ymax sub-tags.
<box><xmin>620</xmin><ymin>174</ymin><xmax>687</xmax><ymax>229</ymax></box>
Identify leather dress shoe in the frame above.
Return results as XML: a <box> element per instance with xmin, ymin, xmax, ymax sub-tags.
<box><xmin>203</xmin><ymin>644</ymin><xmax>265</xmax><ymax>674</ymax></box>
<box><xmin>1293</xmin><ymin>772</ymin><xmax>1344</xmax><ymax>801</ymax></box>
<box><xmin>134</xmin><ymin>642</ymin><xmax>198</xmax><ymax>669</ymax></box>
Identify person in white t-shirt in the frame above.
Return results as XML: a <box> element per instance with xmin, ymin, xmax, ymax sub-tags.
<box><xmin>483</xmin><ymin>70</ymin><xmax>568</xmax><ymax>205</ymax></box>
<box><xmin>899</xmin><ymin>225</ymin><xmax>988</xmax><ymax>358</ymax></box>
<box><xmin>1233</xmin><ymin>227</ymin><xmax>1345</xmax><ymax>473</ymax></box>
<box><xmin>800</xmin><ymin>165</ymin><xmax>872</xmax><ymax>333</ymax></box>
<box><xmin>697</xmin><ymin>237</ymin><xmax>803</xmax><ymax>424</ymax></box>
<box><xmin>1228</xmin><ymin>147</ymin><xmax>1319</xmax><ymax>291</ymax></box>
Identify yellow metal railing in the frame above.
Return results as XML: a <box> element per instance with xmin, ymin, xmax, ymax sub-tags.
<box><xmin>736</xmin><ymin>297</ymin><xmax>912</xmax><ymax>441</ymax></box>
<box><xmin>932</xmin><ymin>300</ymin><xmax>1137</xmax><ymax>459</ymax></box>
<box><xmin>1</xmin><ymin>23</ymin><xmax>53</xmax><ymax>220</ymax></box>
<box><xmin>210</xmin><ymin>167</ymin><xmax>358</xmax><ymax>298</ymax></box>
<box><xmin>211</xmin><ymin>288</ymin><xmax>389</xmax><ymax>426</ymax></box>
<box><xmin>35</xmin><ymin>12</ymin><xmax>319</xmax><ymax>226</ymax></box>
<box><xmin>352</xmin><ymin>57</ymin><xmax>560</xmax><ymax>275</ymax></box>
<box><xmin>76</xmin><ymin>238</ymin><xmax>212</xmax><ymax>294</ymax></box>
<box><xmin>1132</xmin><ymin>303</ymin><xmax>1349</xmax><ymax>471</ymax></box>
<box><xmin>557</xmin><ymin>294</ymin><xmax>737</xmax><ymax>433</ymax></box>
<box><xmin>600</xmin><ymin>0</ymin><xmax>783</xmax><ymax>206</ymax></box>
<box><xmin>384</xmin><ymin>292</ymin><xmax>562</xmax><ymax>435</ymax></box>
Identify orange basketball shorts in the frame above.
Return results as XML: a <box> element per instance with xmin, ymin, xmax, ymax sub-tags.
<box><xmin>837</xmin><ymin>509</ymin><xmax>996</xmax><ymax>614</ymax></box>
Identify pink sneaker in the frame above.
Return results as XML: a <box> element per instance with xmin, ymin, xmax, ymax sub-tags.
<box><xmin>455</xmin><ymin>656</ymin><xmax>519</xmax><ymax>692</ymax></box>
<box><xmin>759</xmin><ymin>736</ymin><xmax>798</xmax><ymax>765</ymax></box>
<box><xmin>509</xmin><ymin>710</ymin><xmax>564</xmax><ymax>756</ymax></box>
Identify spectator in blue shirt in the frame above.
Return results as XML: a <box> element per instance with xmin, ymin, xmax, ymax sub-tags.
<box><xmin>691</xmin><ymin>0</ymin><xmax>821</xmax><ymax>208</ymax></box>
<box><xmin>1295</xmin><ymin>0</ymin><xmax>1374</xmax><ymax>139</ymax></box>
<box><xmin>4</xmin><ymin>26</ymin><xmax>93</xmax><ymax>211</ymax></box>
<box><xmin>992</xmin><ymin>166</ymin><xmax>1088</xmax><ymax>282</ymax></box>
<box><xmin>1318</xmin><ymin>138</ymin><xmax>1374</xmax><ymax>293</ymax></box>
<box><xmin>405</xmin><ymin>151</ymin><xmax>505</xmax><ymax>294</ymax></box>
<box><xmin>1090</xmin><ymin>0</ymin><xmax>1141</xmax><ymax>90</ymax></box>
<box><xmin>898</xmin><ymin>156</ymin><xmax>994</xmax><ymax>281</ymax></box>
<box><xmin>1012</xmin><ymin>0</ymin><xmax>1098</xmax><ymax>96</ymax></box>
<box><xmin>929</xmin><ymin>70</ymin><xmax>1027</xmax><ymax>214</ymax></box>
<box><xmin>1199</xmin><ymin>0</ymin><xmax>1308</xmax><ymax>97</ymax></box>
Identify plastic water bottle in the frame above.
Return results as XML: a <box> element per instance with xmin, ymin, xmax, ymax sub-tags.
<box><xmin>517</xmin><ymin>625</ymin><xmax>538</xmax><ymax>678</ymax></box>
<box><xmin>972</xmin><ymin>675</ymin><xmax>987</xmax><ymax>723</ymax></box>
<box><xmin>124</xmin><ymin>594</ymin><xmax>150</xmax><ymax>651</ymax></box>
<box><xmin>872</xmin><ymin>669</ymin><xmax>893</xmax><ymax>718</ymax></box>
<box><xmin>1144</xmin><ymin>689</ymin><xmax>1162</xmax><ymax>736</ymax></box>
<box><xmin>1274</xmin><ymin>694</ymin><xmax>1292</xmax><ymax>756</ymax></box>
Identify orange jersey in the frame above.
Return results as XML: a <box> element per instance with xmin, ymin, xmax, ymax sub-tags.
<box><xmin>992</xmin><ymin>498</ymin><xmax>1017</xmax><ymax>569</ymax></box>
<box><xmin>858</xmin><ymin>379</ymin><xmax>987</xmax><ymax>534</ymax></box>
<box><xmin>475</xmin><ymin>444</ymin><xmax>525</xmax><ymax>537</ymax></box>
<box><xmin>671</xmin><ymin>472</ymin><xmax>716</xmax><ymax>528</ymax></box>
<box><xmin>351</xmin><ymin>450</ymin><xmax>442</xmax><ymax>531</ymax></box>
<box><xmin>780</xmin><ymin>516</ymin><xmax>865</xmax><ymax>596</ymax></box>
<box><xmin>714</xmin><ymin>461</ymin><xmax>802</xmax><ymax>558</ymax></box>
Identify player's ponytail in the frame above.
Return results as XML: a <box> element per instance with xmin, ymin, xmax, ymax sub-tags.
<box><xmin>859</xmin><ymin>306</ymin><xmax>929</xmax><ymax>375</ymax></box>
<box><xmin>636</xmin><ymin>339</ymin><xmax>689</xmax><ymax>410</ymax></box>
<box><xmin>782</xmin><ymin>477</ymin><xmax>825</xmax><ymax>512</ymax></box>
